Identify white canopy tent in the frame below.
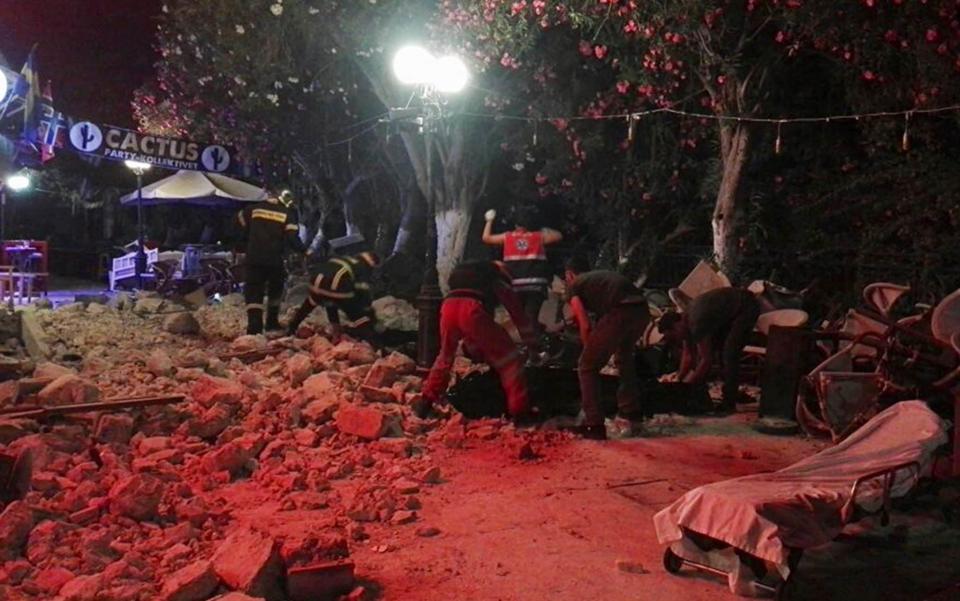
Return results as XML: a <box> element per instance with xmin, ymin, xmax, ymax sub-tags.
<box><xmin>119</xmin><ymin>170</ymin><xmax>266</xmax><ymax>208</ymax></box>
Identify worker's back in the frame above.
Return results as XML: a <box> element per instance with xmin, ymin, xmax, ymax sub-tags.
<box><xmin>238</xmin><ymin>199</ymin><xmax>298</xmax><ymax>266</ymax></box>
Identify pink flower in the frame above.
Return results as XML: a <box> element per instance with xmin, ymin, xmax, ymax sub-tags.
<box><xmin>510</xmin><ymin>1</ymin><xmax>526</xmax><ymax>16</ymax></box>
<box><xmin>535</xmin><ymin>173</ymin><xmax>548</xmax><ymax>185</ymax></box>
<box><xmin>862</xmin><ymin>70</ymin><xmax>876</xmax><ymax>81</ymax></box>
<box><xmin>594</xmin><ymin>45</ymin><xmax>608</xmax><ymax>59</ymax></box>
<box><xmin>616</xmin><ymin>80</ymin><xmax>630</xmax><ymax>94</ymax></box>
<box><xmin>926</xmin><ymin>28</ymin><xmax>940</xmax><ymax>43</ymax></box>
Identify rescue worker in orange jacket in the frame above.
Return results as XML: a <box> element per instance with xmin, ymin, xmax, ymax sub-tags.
<box><xmin>237</xmin><ymin>190</ymin><xmax>304</xmax><ymax>335</ymax></box>
<box><xmin>414</xmin><ymin>260</ymin><xmax>538</xmax><ymax>419</ymax></box>
<box><xmin>285</xmin><ymin>252</ymin><xmax>380</xmax><ymax>342</ymax></box>
<box><xmin>481</xmin><ymin>207</ymin><xmax>563</xmax><ymax>336</ymax></box>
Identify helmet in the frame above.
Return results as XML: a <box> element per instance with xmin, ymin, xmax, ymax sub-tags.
<box><xmin>278</xmin><ymin>189</ymin><xmax>294</xmax><ymax>207</ymax></box>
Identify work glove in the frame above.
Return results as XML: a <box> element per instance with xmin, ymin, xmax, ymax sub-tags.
<box><xmin>484</xmin><ymin>209</ymin><xmax>496</xmax><ymax>222</ymax></box>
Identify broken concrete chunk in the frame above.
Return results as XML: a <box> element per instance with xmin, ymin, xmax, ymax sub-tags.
<box><xmin>188</xmin><ymin>403</ymin><xmax>233</xmax><ymax>439</ymax></box>
<box><xmin>301</xmin><ymin>373</ymin><xmax>339</xmax><ymax>400</ymax></box>
<box><xmin>34</xmin><ymin>361</ymin><xmax>77</xmax><ymax>381</ymax></box>
<box><xmin>330</xmin><ymin>341</ymin><xmax>377</xmax><ymax>365</ymax></box>
<box><xmin>286</xmin><ymin>561</ymin><xmax>355</xmax><ymax>601</ymax></box>
<box><xmin>192</xmin><ymin>376</ymin><xmax>244</xmax><ymax>407</ymax></box>
<box><xmin>163</xmin><ymin>312</ymin><xmax>201</xmax><ymax>335</ymax></box>
<box><xmin>359</xmin><ymin>385</ymin><xmax>400</xmax><ymax>404</ymax></box>
<box><xmin>231</xmin><ymin>335</ymin><xmax>267</xmax><ymax>353</ymax></box>
<box><xmin>57</xmin><ymin>573</ymin><xmax>104</xmax><ymax>601</ymax></box>
<box><xmin>212</xmin><ymin>528</ymin><xmax>285</xmax><ymax>601</ymax></box>
<box><xmin>0</xmin><ymin>501</ymin><xmax>35</xmax><ymax>560</ymax></box>
<box><xmin>37</xmin><ymin>374</ymin><xmax>100</xmax><ymax>406</ymax></box>
<box><xmin>335</xmin><ymin>405</ymin><xmax>391</xmax><ymax>440</ymax></box>
<box><xmin>108</xmin><ymin>473</ymin><xmax>163</xmax><ymax>521</ymax></box>
<box><xmin>146</xmin><ymin>349</ymin><xmax>176</xmax><ymax>377</ymax></box>
<box><xmin>201</xmin><ymin>440</ymin><xmax>253</xmax><ymax>476</ymax></box>
<box><xmin>286</xmin><ymin>353</ymin><xmax>313</xmax><ymax>386</ymax></box>
<box><xmin>161</xmin><ymin>560</ymin><xmax>219</xmax><ymax>601</ymax></box>
<box><xmin>94</xmin><ymin>413</ymin><xmax>135</xmax><ymax>445</ymax></box>
<box><xmin>34</xmin><ymin>566</ymin><xmax>75</xmax><ymax>595</ymax></box>
<box><xmin>302</xmin><ymin>398</ymin><xmax>339</xmax><ymax>424</ymax></box>
<box><xmin>133</xmin><ymin>297</ymin><xmax>165</xmax><ymax>315</ymax></box>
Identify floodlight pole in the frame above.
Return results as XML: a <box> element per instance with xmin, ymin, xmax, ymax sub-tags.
<box><xmin>415</xmin><ymin>87</ymin><xmax>443</xmax><ymax>367</ymax></box>
<box><xmin>126</xmin><ymin>167</ymin><xmax>148</xmax><ymax>289</ymax></box>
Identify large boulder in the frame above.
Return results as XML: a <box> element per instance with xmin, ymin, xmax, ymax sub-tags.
<box><xmin>212</xmin><ymin>528</ymin><xmax>285</xmax><ymax>601</ymax></box>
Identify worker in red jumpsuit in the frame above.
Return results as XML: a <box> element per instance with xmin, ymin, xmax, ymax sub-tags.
<box><xmin>415</xmin><ymin>260</ymin><xmax>538</xmax><ymax>419</ymax></box>
<box><xmin>482</xmin><ymin>207</ymin><xmax>563</xmax><ymax>336</ymax></box>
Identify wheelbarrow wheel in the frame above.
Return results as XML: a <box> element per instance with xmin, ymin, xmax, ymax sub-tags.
<box><xmin>662</xmin><ymin>547</ymin><xmax>684</xmax><ymax>574</ymax></box>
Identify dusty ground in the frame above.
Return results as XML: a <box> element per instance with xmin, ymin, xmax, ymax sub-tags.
<box><xmin>345</xmin><ymin>415</ymin><xmax>960</xmax><ymax>601</ymax></box>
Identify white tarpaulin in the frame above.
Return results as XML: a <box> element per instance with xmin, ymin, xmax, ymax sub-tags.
<box><xmin>119</xmin><ymin>169</ymin><xmax>266</xmax><ymax>208</ymax></box>
<box><xmin>654</xmin><ymin>401</ymin><xmax>947</xmax><ymax>584</ymax></box>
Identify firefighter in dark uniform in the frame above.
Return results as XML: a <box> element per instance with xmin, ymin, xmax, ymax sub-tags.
<box><xmin>237</xmin><ymin>190</ymin><xmax>304</xmax><ymax>335</ymax></box>
<box><xmin>285</xmin><ymin>251</ymin><xmax>380</xmax><ymax>342</ymax></box>
<box><xmin>415</xmin><ymin>260</ymin><xmax>538</xmax><ymax>419</ymax></box>
<box><xmin>564</xmin><ymin>256</ymin><xmax>650</xmax><ymax>440</ymax></box>
<box><xmin>656</xmin><ymin>287</ymin><xmax>762</xmax><ymax>413</ymax></box>
<box><xmin>481</xmin><ymin>207</ymin><xmax>563</xmax><ymax>336</ymax></box>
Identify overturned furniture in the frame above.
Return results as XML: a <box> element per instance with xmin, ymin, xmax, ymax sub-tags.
<box><xmin>654</xmin><ymin>401</ymin><xmax>947</xmax><ymax>598</ymax></box>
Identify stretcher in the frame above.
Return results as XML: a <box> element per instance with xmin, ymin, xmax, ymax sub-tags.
<box><xmin>654</xmin><ymin>401</ymin><xmax>948</xmax><ymax>598</ymax></box>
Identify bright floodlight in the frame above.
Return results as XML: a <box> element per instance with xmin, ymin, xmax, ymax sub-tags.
<box><xmin>393</xmin><ymin>45</ymin><xmax>435</xmax><ymax>85</ymax></box>
<box><xmin>433</xmin><ymin>55</ymin><xmax>470</xmax><ymax>93</ymax></box>
<box><xmin>0</xmin><ymin>70</ymin><xmax>7</xmax><ymax>101</ymax></box>
<box><xmin>5</xmin><ymin>174</ymin><xmax>30</xmax><ymax>192</ymax></box>
<box><xmin>124</xmin><ymin>160</ymin><xmax>152</xmax><ymax>173</ymax></box>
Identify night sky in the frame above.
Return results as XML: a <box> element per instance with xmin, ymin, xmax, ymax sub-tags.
<box><xmin>0</xmin><ymin>0</ymin><xmax>163</xmax><ymax>128</ymax></box>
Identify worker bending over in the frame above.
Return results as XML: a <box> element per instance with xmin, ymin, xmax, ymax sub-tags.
<box><xmin>482</xmin><ymin>207</ymin><xmax>563</xmax><ymax>336</ymax></box>
<box><xmin>564</xmin><ymin>257</ymin><xmax>650</xmax><ymax>440</ymax></box>
<box><xmin>656</xmin><ymin>287</ymin><xmax>761</xmax><ymax>413</ymax></box>
<box><xmin>415</xmin><ymin>260</ymin><xmax>538</xmax><ymax>419</ymax></box>
<box><xmin>285</xmin><ymin>252</ymin><xmax>380</xmax><ymax>342</ymax></box>
<box><xmin>237</xmin><ymin>190</ymin><xmax>304</xmax><ymax>335</ymax></box>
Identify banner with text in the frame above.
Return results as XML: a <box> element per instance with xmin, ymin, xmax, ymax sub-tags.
<box><xmin>68</xmin><ymin>122</ymin><xmax>233</xmax><ymax>173</ymax></box>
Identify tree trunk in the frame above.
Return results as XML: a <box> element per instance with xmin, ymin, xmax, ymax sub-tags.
<box><xmin>434</xmin><ymin>208</ymin><xmax>472</xmax><ymax>290</ymax></box>
<box><xmin>712</xmin><ymin>121</ymin><xmax>750</xmax><ymax>278</ymax></box>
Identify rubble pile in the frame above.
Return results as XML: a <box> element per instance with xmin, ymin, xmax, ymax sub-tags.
<box><xmin>0</xmin><ymin>298</ymin><xmax>563</xmax><ymax>601</ymax></box>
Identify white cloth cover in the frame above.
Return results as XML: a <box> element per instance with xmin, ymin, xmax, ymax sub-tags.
<box><xmin>654</xmin><ymin>401</ymin><xmax>947</xmax><ymax>579</ymax></box>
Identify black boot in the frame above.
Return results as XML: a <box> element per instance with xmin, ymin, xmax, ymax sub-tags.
<box><xmin>246</xmin><ymin>308</ymin><xmax>264</xmax><ymax>335</ymax></box>
<box><xmin>571</xmin><ymin>424</ymin><xmax>607</xmax><ymax>440</ymax></box>
<box><xmin>285</xmin><ymin>301</ymin><xmax>314</xmax><ymax>336</ymax></box>
<box><xmin>265</xmin><ymin>305</ymin><xmax>282</xmax><ymax>332</ymax></box>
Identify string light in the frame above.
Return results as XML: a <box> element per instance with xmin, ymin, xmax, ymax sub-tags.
<box><xmin>532</xmin><ymin>120</ymin><xmax>539</xmax><ymax>146</ymax></box>
<box><xmin>774</xmin><ymin>120</ymin><xmax>784</xmax><ymax>155</ymax></box>
<box><xmin>627</xmin><ymin>114</ymin><xmax>637</xmax><ymax>144</ymax></box>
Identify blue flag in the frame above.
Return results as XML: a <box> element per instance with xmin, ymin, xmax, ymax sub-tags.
<box><xmin>20</xmin><ymin>45</ymin><xmax>41</xmax><ymax>144</ymax></box>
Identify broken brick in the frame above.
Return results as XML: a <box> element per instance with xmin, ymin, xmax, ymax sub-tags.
<box><xmin>335</xmin><ymin>405</ymin><xmax>390</xmax><ymax>440</ymax></box>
